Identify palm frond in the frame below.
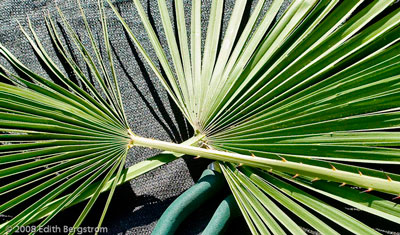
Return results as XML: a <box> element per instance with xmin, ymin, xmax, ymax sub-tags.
<box><xmin>110</xmin><ymin>0</ymin><xmax>400</xmax><ymax>233</ymax></box>
<box><xmin>2</xmin><ymin>0</ymin><xmax>400</xmax><ymax>234</ymax></box>
<box><xmin>0</xmin><ymin>0</ymin><xmax>132</xmax><ymax>232</ymax></box>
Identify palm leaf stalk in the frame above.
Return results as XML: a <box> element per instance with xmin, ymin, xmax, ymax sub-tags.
<box><xmin>110</xmin><ymin>0</ymin><xmax>400</xmax><ymax>233</ymax></box>
<box><xmin>0</xmin><ymin>0</ymin><xmax>400</xmax><ymax>234</ymax></box>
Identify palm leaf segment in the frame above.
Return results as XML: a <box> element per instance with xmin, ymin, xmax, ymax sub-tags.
<box><xmin>1</xmin><ymin>0</ymin><xmax>400</xmax><ymax>234</ymax></box>
<box><xmin>109</xmin><ymin>0</ymin><xmax>400</xmax><ymax>234</ymax></box>
<box><xmin>0</xmin><ymin>1</ymin><xmax>131</xmax><ymax>234</ymax></box>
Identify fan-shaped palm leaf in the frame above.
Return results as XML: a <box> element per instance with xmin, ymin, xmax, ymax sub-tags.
<box><xmin>1</xmin><ymin>0</ymin><xmax>400</xmax><ymax>234</ymax></box>
<box><xmin>109</xmin><ymin>0</ymin><xmax>400</xmax><ymax>233</ymax></box>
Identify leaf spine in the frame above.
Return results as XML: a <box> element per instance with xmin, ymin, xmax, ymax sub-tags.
<box><xmin>311</xmin><ymin>177</ymin><xmax>320</xmax><ymax>182</ymax></box>
<box><xmin>278</xmin><ymin>155</ymin><xmax>287</xmax><ymax>162</ymax></box>
<box><xmin>361</xmin><ymin>188</ymin><xmax>373</xmax><ymax>193</ymax></box>
<box><xmin>387</xmin><ymin>175</ymin><xmax>392</xmax><ymax>182</ymax></box>
<box><xmin>330</xmin><ymin>164</ymin><xmax>337</xmax><ymax>171</ymax></box>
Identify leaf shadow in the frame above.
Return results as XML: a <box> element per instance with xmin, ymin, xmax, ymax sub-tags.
<box><xmin>110</xmin><ymin>41</ymin><xmax>178</xmax><ymax>143</ymax></box>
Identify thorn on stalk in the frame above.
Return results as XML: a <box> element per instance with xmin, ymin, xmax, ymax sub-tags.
<box><xmin>311</xmin><ymin>177</ymin><xmax>320</xmax><ymax>182</ymax></box>
<box><xmin>393</xmin><ymin>195</ymin><xmax>400</xmax><ymax>200</ymax></box>
<box><xmin>292</xmin><ymin>174</ymin><xmax>299</xmax><ymax>179</ymax></box>
<box><xmin>380</xmin><ymin>169</ymin><xmax>392</xmax><ymax>182</ymax></box>
<box><xmin>237</xmin><ymin>163</ymin><xmax>243</xmax><ymax>168</ymax></box>
<box><xmin>339</xmin><ymin>182</ymin><xmax>346</xmax><ymax>187</ymax></box>
<box><xmin>387</xmin><ymin>174</ymin><xmax>392</xmax><ymax>182</ymax></box>
<box><xmin>361</xmin><ymin>188</ymin><xmax>373</xmax><ymax>193</ymax></box>
<box><xmin>194</xmin><ymin>155</ymin><xmax>201</xmax><ymax>159</ymax></box>
<box><xmin>329</xmin><ymin>164</ymin><xmax>337</xmax><ymax>171</ymax></box>
<box><xmin>251</xmin><ymin>153</ymin><xmax>256</xmax><ymax>157</ymax></box>
<box><xmin>278</xmin><ymin>155</ymin><xmax>287</xmax><ymax>162</ymax></box>
<box><xmin>358</xmin><ymin>170</ymin><xmax>363</xmax><ymax>176</ymax></box>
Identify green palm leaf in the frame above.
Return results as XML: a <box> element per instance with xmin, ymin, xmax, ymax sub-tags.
<box><xmin>109</xmin><ymin>0</ymin><xmax>400</xmax><ymax>233</ymax></box>
<box><xmin>0</xmin><ymin>0</ymin><xmax>132</xmax><ymax>233</ymax></box>
<box><xmin>1</xmin><ymin>0</ymin><xmax>400</xmax><ymax>234</ymax></box>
